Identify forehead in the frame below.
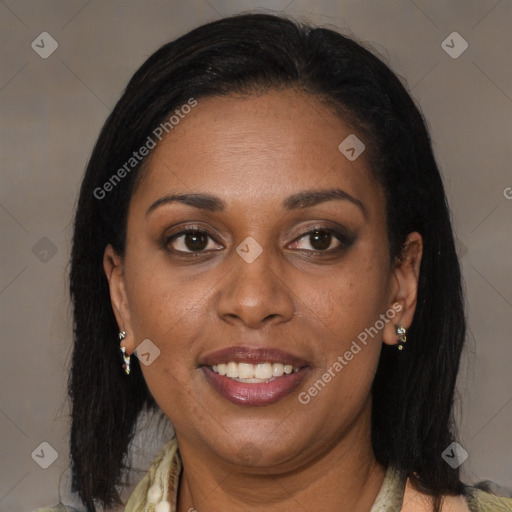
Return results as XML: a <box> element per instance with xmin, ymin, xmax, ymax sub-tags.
<box><xmin>132</xmin><ymin>89</ymin><xmax>382</xmax><ymax>213</ymax></box>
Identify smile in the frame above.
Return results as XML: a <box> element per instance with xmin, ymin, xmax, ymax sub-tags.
<box><xmin>200</xmin><ymin>346</ymin><xmax>310</xmax><ymax>406</ymax></box>
<box><xmin>210</xmin><ymin>361</ymin><xmax>301</xmax><ymax>383</ymax></box>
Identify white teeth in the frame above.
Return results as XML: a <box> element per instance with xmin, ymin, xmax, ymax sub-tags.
<box><xmin>238</xmin><ymin>363</ymin><xmax>254</xmax><ymax>379</ymax></box>
<box><xmin>210</xmin><ymin>361</ymin><xmax>301</xmax><ymax>381</ymax></box>
<box><xmin>272</xmin><ymin>363</ymin><xmax>284</xmax><ymax>377</ymax></box>
<box><xmin>226</xmin><ymin>362</ymin><xmax>238</xmax><ymax>378</ymax></box>
<box><xmin>255</xmin><ymin>363</ymin><xmax>273</xmax><ymax>379</ymax></box>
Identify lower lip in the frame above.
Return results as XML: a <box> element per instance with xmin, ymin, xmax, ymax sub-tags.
<box><xmin>202</xmin><ymin>366</ymin><xmax>309</xmax><ymax>406</ymax></box>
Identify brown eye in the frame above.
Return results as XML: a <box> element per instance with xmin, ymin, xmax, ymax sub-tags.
<box><xmin>309</xmin><ymin>230</ymin><xmax>332</xmax><ymax>251</ymax></box>
<box><xmin>291</xmin><ymin>229</ymin><xmax>342</xmax><ymax>252</ymax></box>
<box><xmin>183</xmin><ymin>231</ymin><xmax>208</xmax><ymax>251</ymax></box>
<box><xmin>167</xmin><ymin>229</ymin><xmax>223</xmax><ymax>254</ymax></box>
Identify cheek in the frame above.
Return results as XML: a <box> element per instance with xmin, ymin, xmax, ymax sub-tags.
<box><xmin>123</xmin><ymin>253</ymin><xmax>219</xmax><ymax>400</ymax></box>
<box><xmin>125</xmin><ymin>249</ymin><xmax>212</xmax><ymax>338</ymax></box>
<box><xmin>295</xmin><ymin>278</ymin><xmax>385</xmax><ymax>423</ymax></box>
<box><xmin>291</xmin><ymin>249</ymin><xmax>390</xmax><ymax>403</ymax></box>
<box><xmin>294</xmin><ymin>253</ymin><xmax>391</xmax><ymax>347</ymax></box>
<box><xmin>124</xmin><ymin>260</ymin><xmax>214</xmax><ymax>420</ymax></box>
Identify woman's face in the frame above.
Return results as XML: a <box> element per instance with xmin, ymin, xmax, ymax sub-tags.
<box><xmin>105</xmin><ymin>89</ymin><xmax>421</xmax><ymax>471</ymax></box>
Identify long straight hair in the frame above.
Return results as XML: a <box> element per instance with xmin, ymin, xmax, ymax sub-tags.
<box><xmin>69</xmin><ymin>13</ymin><xmax>465</xmax><ymax>511</ymax></box>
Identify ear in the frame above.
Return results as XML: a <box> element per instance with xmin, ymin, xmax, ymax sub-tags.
<box><xmin>382</xmin><ymin>232</ymin><xmax>423</xmax><ymax>347</ymax></box>
<box><xmin>103</xmin><ymin>244</ymin><xmax>135</xmax><ymax>354</ymax></box>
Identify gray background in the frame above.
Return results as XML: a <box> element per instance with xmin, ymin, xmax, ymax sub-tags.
<box><xmin>1</xmin><ymin>1</ymin><xmax>511</xmax><ymax>511</ymax></box>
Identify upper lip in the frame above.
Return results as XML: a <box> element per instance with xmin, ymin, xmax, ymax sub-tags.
<box><xmin>199</xmin><ymin>346</ymin><xmax>309</xmax><ymax>368</ymax></box>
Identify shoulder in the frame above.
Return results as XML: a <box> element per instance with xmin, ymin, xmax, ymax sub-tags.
<box><xmin>401</xmin><ymin>477</ymin><xmax>469</xmax><ymax>512</ymax></box>
<box><xmin>463</xmin><ymin>484</ymin><xmax>512</xmax><ymax>512</ymax></box>
<box><xmin>401</xmin><ymin>477</ymin><xmax>512</xmax><ymax>512</ymax></box>
<box><xmin>124</xmin><ymin>437</ymin><xmax>181</xmax><ymax>512</ymax></box>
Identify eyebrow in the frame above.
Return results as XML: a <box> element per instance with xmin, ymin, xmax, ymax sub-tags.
<box><xmin>283</xmin><ymin>189</ymin><xmax>366</xmax><ymax>217</ymax></box>
<box><xmin>146</xmin><ymin>188</ymin><xmax>366</xmax><ymax>217</ymax></box>
<box><xmin>146</xmin><ymin>193</ymin><xmax>225</xmax><ymax>215</ymax></box>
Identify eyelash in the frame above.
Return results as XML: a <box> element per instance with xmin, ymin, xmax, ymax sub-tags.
<box><xmin>163</xmin><ymin>227</ymin><xmax>222</xmax><ymax>257</ymax></box>
<box><xmin>163</xmin><ymin>225</ymin><xmax>354</xmax><ymax>258</ymax></box>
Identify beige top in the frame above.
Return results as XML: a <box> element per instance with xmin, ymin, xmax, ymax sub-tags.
<box><xmin>34</xmin><ymin>438</ymin><xmax>512</xmax><ymax>511</ymax></box>
<box><xmin>122</xmin><ymin>438</ymin><xmax>512</xmax><ymax>512</ymax></box>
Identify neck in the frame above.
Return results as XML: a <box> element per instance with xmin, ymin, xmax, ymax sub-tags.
<box><xmin>176</xmin><ymin>402</ymin><xmax>387</xmax><ymax>512</ymax></box>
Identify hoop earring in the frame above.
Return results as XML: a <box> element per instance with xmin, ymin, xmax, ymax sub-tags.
<box><xmin>119</xmin><ymin>331</ymin><xmax>130</xmax><ymax>374</ymax></box>
<box><xmin>396</xmin><ymin>325</ymin><xmax>407</xmax><ymax>351</ymax></box>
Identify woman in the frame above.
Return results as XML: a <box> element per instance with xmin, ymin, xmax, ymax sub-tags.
<box><xmin>38</xmin><ymin>13</ymin><xmax>511</xmax><ymax>512</ymax></box>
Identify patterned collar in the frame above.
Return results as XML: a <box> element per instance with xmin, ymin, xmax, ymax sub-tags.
<box><xmin>121</xmin><ymin>439</ymin><xmax>512</xmax><ymax>511</ymax></box>
<box><xmin>124</xmin><ymin>438</ymin><xmax>407</xmax><ymax>512</ymax></box>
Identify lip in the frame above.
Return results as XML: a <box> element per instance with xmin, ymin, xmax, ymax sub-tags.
<box><xmin>202</xmin><ymin>366</ymin><xmax>310</xmax><ymax>406</ymax></box>
<box><xmin>199</xmin><ymin>346</ymin><xmax>309</xmax><ymax>367</ymax></box>
<box><xmin>199</xmin><ymin>346</ymin><xmax>310</xmax><ymax>406</ymax></box>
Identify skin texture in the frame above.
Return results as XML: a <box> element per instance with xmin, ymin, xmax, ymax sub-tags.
<box><xmin>103</xmin><ymin>89</ymin><xmax>423</xmax><ymax>511</ymax></box>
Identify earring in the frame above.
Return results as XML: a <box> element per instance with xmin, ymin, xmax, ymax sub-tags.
<box><xmin>396</xmin><ymin>325</ymin><xmax>407</xmax><ymax>351</ymax></box>
<box><xmin>119</xmin><ymin>331</ymin><xmax>130</xmax><ymax>375</ymax></box>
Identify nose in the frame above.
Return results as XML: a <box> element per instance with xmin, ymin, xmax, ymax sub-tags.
<box><xmin>216</xmin><ymin>245</ymin><xmax>295</xmax><ymax>329</ymax></box>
